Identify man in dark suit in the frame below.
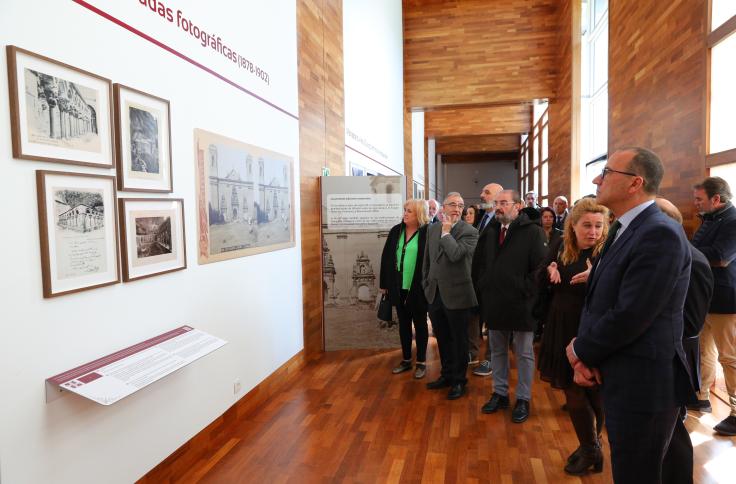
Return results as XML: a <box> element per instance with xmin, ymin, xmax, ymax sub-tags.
<box><xmin>689</xmin><ymin>176</ymin><xmax>736</xmax><ymax>435</ymax></box>
<box><xmin>656</xmin><ymin>197</ymin><xmax>714</xmax><ymax>484</ymax></box>
<box><xmin>422</xmin><ymin>192</ymin><xmax>479</xmax><ymax>400</ymax></box>
<box><xmin>565</xmin><ymin>148</ymin><xmax>695</xmax><ymax>483</ymax></box>
<box><xmin>553</xmin><ymin>195</ymin><xmax>569</xmax><ymax>231</ymax></box>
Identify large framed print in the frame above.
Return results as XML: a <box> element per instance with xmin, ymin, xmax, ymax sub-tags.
<box><xmin>114</xmin><ymin>84</ymin><xmax>173</xmax><ymax>192</ymax></box>
<box><xmin>119</xmin><ymin>198</ymin><xmax>186</xmax><ymax>282</ymax></box>
<box><xmin>36</xmin><ymin>171</ymin><xmax>120</xmax><ymax>298</ymax></box>
<box><xmin>194</xmin><ymin>129</ymin><xmax>295</xmax><ymax>264</ymax></box>
<box><xmin>7</xmin><ymin>46</ymin><xmax>115</xmax><ymax>168</ymax></box>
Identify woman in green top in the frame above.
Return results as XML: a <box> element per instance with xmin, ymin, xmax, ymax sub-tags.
<box><xmin>379</xmin><ymin>199</ymin><xmax>430</xmax><ymax>378</ymax></box>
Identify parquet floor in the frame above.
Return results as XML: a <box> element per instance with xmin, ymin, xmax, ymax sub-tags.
<box><xmin>190</xmin><ymin>339</ymin><xmax>735</xmax><ymax>483</ymax></box>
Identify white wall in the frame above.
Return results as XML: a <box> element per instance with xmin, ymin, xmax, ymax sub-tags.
<box><xmin>343</xmin><ymin>0</ymin><xmax>404</xmax><ymax>176</ymax></box>
<box><xmin>411</xmin><ymin>111</ymin><xmax>425</xmax><ymax>185</ymax></box>
<box><xmin>0</xmin><ymin>1</ymin><xmax>302</xmax><ymax>483</ymax></box>
<box><xmin>444</xmin><ymin>160</ymin><xmax>519</xmax><ymax>206</ymax></box>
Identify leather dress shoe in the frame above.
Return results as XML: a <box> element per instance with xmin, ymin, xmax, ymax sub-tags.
<box><xmin>511</xmin><ymin>399</ymin><xmax>530</xmax><ymax>423</ymax></box>
<box><xmin>686</xmin><ymin>399</ymin><xmax>712</xmax><ymax>413</ymax></box>
<box><xmin>426</xmin><ymin>377</ymin><xmax>451</xmax><ymax>390</ymax></box>
<box><xmin>481</xmin><ymin>393</ymin><xmax>509</xmax><ymax>414</ymax></box>
<box><xmin>447</xmin><ymin>383</ymin><xmax>466</xmax><ymax>400</ymax></box>
<box><xmin>714</xmin><ymin>416</ymin><xmax>736</xmax><ymax>436</ymax></box>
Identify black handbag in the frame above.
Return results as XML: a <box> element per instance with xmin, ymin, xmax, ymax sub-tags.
<box><xmin>377</xmin><ymin>294</ymin><xmax>393</xmax><ymax>321</ymax></box>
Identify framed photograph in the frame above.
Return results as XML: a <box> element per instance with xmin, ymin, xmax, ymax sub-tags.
<box><xmin>194</xmin><ymin>129</ymin><xmax>295</xmax><ymax>264</ymax></box>
<box><xmin>7</xmin><ymin>46</ymin><xmax>115</xmax><ymax>168</ymax></box>
<box><xmin>114</xmin><ymin>84</ymin><xmax>173</xmax><ymax>192</ymax></box>
<box><xmin>36</xmin><ymin>170</ymin><xmax>120</xmax><ymax>298</ymax></box>
<box><xmin>118</xmin><ymin>198</ymin><xmax>186</xmax><ymax>281</ymax></box>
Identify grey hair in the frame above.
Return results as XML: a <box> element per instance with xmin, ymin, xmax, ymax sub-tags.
<box><xmin>443</xmin><ymin>192</ymin><xmax>463</xmax><ymax>203</ymax></box>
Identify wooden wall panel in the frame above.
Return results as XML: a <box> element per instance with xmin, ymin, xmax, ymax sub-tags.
<box><xmin>436</xmin><ymin>134</ymin><xmax>520</xmax><ymax>154</ymax></box>
<box><xmin>608</xmin><ymin>0</ymin><xmax>706</xmax><ymax>235</ymax></box>
<box><xmin>425</xmin><ymin>104</ymin><xmax>532</xmax><ymax>138</ymax></box>
<box><xmin>297</xmin><ymin>0</ymin><xmax>345</xmax><ymax>356</ymax></box>
<box><xmin>547</xmin><ymin>0</ymin><xmax>575</xmax><ymax>202</ymax></box>
<box><xmin>404</xmin><ymin>0</ymin><xmax>559</xmax><ymax>110</ymax></box>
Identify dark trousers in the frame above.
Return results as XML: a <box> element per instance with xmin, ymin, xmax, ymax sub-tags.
<box><xmin>396</xmin><ymin>290</ymin><xmax>428</xmax><ymax>362</ymax></box>
<box><xmin>662</xmin><ymin>408</ymin><xmax>694</xmax><ymax>484</ymax></box>
<box><xmin>605</xmin><ymin>405</ymin><xmax>680</xmax><ymax>483</ymax></box>
<box><xmin>564</xmin><ymin>384</ymin><xmax>604</xmax><ymax>450</ymax></box>
<box><xmin>428</xmin><ymin>290</ymin><xmax>470</xmax><ymax>386</ymax></box>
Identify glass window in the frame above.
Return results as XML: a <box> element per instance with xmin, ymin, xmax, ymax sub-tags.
<box><xmin>541</xmin><ymin>162</ymin><xmax>549</xmax><ymax>197</ymax></box>
<box><xmin>592</xmin><ymin>29</ymin><xmax>608</xmax><ymax>93</ymax></box>
<box><xmin>591</xmin><ymin>93</ymin><xmax>608</xmax><ymax>157</ymax></box>
<box><xmin>533</xmin><ymin>136</ymin><xmax>540</xmax><ymax>167</ymax></box>
<box><xmin>533</xmin><ymin>168</ymin><xmax>538</xmax><ymax>192</ymax></box>
<box><xmin>712</xmin><ymin>0</ymin><xmax>736</xmax><ymax>31</ymax></box>
<box><xmin>594</xmin><ymin>0</ymin><xmax>607</xmax><ymax>28</ymax></box>
<box><xmin>542</xmin><ymin>125</ymin><xmax>549</xmax><ymax>161</ymax></box>
<box><xmin>710</xmin><ymin>31</ymin><xmax>736</xmax><ymax>154</ymax></box>
<box><xmin>710</xmin><ymin>162</ymin><xmax>736</xmax><ymax>181</ymax></box>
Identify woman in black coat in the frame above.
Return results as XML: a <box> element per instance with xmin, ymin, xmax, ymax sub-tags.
<box><xmin>379</xmin><ymin>199</ymin><xmax>430</xmax><ymax>379</ymax></box>
<box><xmin>540</xmin><ymin>206</ymin><xmax>563</xmax><ymax>248</ymax></box>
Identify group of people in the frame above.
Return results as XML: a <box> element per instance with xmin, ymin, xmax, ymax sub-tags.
<box><xmin>379</xmin><ymin>146</ymin><xmax>736</xmax><ymax>483</ymax></box>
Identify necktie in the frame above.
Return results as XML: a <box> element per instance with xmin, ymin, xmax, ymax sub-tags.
<box><xmin>598</xmin><ymin>220</ymin><xmax>622</xmax><ymax>259</ymax></box>
<box><xmin>479</xmin><ymin>213</ymin><xmax>490</xmax><ymax>232</ymax></box>
<box><xmin>499</xmin><ymin>226</ymin><xmax>507</xmax><ymax>245</ymax></box>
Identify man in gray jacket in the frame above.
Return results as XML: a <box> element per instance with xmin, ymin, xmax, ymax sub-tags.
<box><xmin>423</xmin><ymin>192</ymin><xmax>479</xmax><ymax>400</ymax></box>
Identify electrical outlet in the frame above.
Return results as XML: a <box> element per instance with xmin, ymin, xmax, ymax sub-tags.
<box><xmin>233</xmin><ymin>378</ymin><xmax>242</xmax><ymax>395</ymax></box>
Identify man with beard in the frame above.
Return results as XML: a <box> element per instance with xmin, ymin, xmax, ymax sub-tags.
<box><xmin>473</xmin><ymin>189</ymin><xmax>547</xmax><ymax>422</ymax></box>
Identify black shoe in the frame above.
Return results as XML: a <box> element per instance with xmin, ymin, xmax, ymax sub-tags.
<box><xmin>686</xmin><ymin>399</ymin><xmax>712</xmax><ymax>413</ymax></box>
<box><xmin>392</xmin><ymin>360</ymin><xmax>412</xmax><ymax>374</ymax></box>
<box><xmin>564</xmin><ymin>445</ymin><xmax>603</xmax><ymax>475</ymax></box>
<box><xmin>481</xmin><ymin>393</ymin><xmax>509</xmax><ymax>414</ymax></box>
<box><xmin>566</xmin><ymin>447</ymin><xmax>581</xmax><ymax>466</ymax></box>
<box><xmin>447</xmin><ymin>383</ymin><xmax>466</xmax><ymax>400</ymax></box>
<box><xmin>426</xmin><ymin>377</ymin><xmax>451</xmax><ymax>390</ymax></box>
<box><xmin>511</xmin><ymin>399</ymin><xmax>530</xmax><ymax>423</ymax></box>
<box><xmin>714</xmin><ymin>416</ymin><xmax>736</xmax><ymax>436</ymax></box>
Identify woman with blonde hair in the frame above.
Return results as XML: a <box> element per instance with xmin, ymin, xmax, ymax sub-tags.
<box><xmin>537</xmin><ymin>198</ymin><xmax>609</xmax><ymax>476</ymax></box>
<box><xmin>379</xmin><ymin>199</ymin><xmax>430</xmax><ymax>378</ymax></box>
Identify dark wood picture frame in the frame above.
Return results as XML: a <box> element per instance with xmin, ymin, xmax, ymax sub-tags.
<box><xmin>36</xmin><ymin>170</ymin><xmax>120</xmax><ymax>298</ymax></box>
<box><xmin>113</xmin><ymin>84</ymin><xmax>173</xmax><ymax>192</ymax></box>
<box><xmin>118</xmin><ymin>198</ymin><xmax>187</xmax><ymax>282</ymax></box>
<box><xmin>7</xmin><ymin>46</ymin><xmax>115</xmax><ymax>168</ymax></box>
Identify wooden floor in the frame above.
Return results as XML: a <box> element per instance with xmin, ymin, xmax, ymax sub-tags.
<box><xmin>185</xmin><ymin>339</ymin><xmax>734</xmax><ymax>483</ymax></box>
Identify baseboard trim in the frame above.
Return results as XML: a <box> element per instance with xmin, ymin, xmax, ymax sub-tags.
<box><xmin>137</xmin><ymin>349</ymin><xmax>307</xmax><ymax>483</ymax></box>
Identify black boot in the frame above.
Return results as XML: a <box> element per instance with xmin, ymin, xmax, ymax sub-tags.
<box><xmin>564</xmin><ymin>443</ymin><xmax>603</xmax><ymax>476</ymax></box>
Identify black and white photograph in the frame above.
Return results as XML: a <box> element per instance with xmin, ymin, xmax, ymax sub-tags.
<box><xmin>194</xmin><ymin>129</ymin><xmax>295</xmax><ymax>264</ymax></box>
<box><xmin>8</xmin><ymin>46</ymin><xmax>114</xmax><ymax>168</ymax></box>
<box><xmin>36</xmin><ymin>171</ymin><xmax>119</xmax><ymax>298</ymax></box>
<box><xmin>129</xmin><ymin>106</ymin><xmax>160</xmax><ymax>174</ymax></box>
<box><xmin>119</xmin><ymin>198</ymin><xmax>186</xmax><ymax>282</ymax></box>
<box><xmin>135</xmin><ymin>216</ymin><xmax>171</xmax><ymax>258</ymax></box>
<box><xmin>114</xmin><ymin>84</ymin><xmax>172</xmax><ymax>192</ymax></box>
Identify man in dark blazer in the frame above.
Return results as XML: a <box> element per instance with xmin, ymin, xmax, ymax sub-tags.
<box><xmin>422</xmin><ymin>192</ymin><xmax>479</xmax><ymax>400</ymax></box>
<box><xmin>657</xmin><ymin>197</ymin><xmax>714</xmax><ymax>484</ymax></box>
<box><xmin>553</xmin><ymin>195</ymin><xmax>569</xmax><ymax>231</ymax></box>
<box><xmin>473</xmin><ymin>189</ymin><xmax>546</xmax><ymax>422</ymax></box>
<box><xmin>565</xmin><ymin>148</ymin><xmax>695</xmax><ymax>483</ymax></box>
<box><xmin>690</xmin><ymin>176</ymin><xmax>736</xmax><ymax>435</ymax></box>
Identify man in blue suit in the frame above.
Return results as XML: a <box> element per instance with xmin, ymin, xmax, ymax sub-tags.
<box><xmin>565</xmin><ymin>148</ymin><xmax>695</xmax><ymax>483</ymax></box>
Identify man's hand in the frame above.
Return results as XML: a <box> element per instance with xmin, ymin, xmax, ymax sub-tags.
<box><xmin>441</xmin><ymin>213</ymin><xmax>458</xmax><ymax>235</ymax></box>
<box><xmin>570</xmin><ymin>258</ymin><xmax>593</xmax><ymax>285</ymax></box>
<box><xmin>566</xmin><ymin>337</ymin><xmax>579</xmax><ymax>366</ymax></box>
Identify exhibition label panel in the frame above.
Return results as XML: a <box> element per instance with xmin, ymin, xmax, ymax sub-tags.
<box><xmin>46</xmin><ymin>326</ymin><xmax>227</xmax><ymax>405</ymax></box>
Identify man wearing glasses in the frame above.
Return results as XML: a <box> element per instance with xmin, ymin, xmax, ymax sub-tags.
<box><xmin>473</xmin><ymin>190</ymin><xmax>547</xmax><ymax>423</ymax></box>
<box><xmin>422</xmin><ymin>192</ymin><xmax>479</xmax><ymax>400</ymax></box>
<box><xmin>565</xmin><ymin>148</ymin><xmax>694</xmax><ymax>483</ymax></box>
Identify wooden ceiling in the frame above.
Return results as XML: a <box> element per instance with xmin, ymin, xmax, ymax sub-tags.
<box><xmin>404</xmin><ymin>0</ymin><xmax>559</xmax><ymax>159</ymax></box>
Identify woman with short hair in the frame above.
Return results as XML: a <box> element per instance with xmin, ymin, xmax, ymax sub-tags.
<box><xmin>379</xmin><ymin>199</ymin><xmax>430</xmax><ymax>378</ymax></box>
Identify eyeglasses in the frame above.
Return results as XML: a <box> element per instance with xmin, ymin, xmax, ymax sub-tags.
<box><xmin>493</xmin><ymin>200</ymin><xmax>517</xmax><ymax>207</ymax></box>
<box><xmin>444</xmin><ymin>202</ymin><xmax>465</xmax><ymax>209</ymax></box>
<box><xmin>600</xmin><ymin>167</ymin><xmax>640</xmax><ymax>180</ymax></box>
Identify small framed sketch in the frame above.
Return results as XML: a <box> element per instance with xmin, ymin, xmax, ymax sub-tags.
<box><xmin>7</xmin><ymin>46</ymin><xmax>115</xmax><ymax>168</ymax></box>
<box><xmin>113</xmin><ymin>84</ymin><xmax>173</xmax><ymax>192</ymax></box>
<box><xmin>118</xmin><ymin>198</ymin><xmax>186</xmax><ymax>281</ymax></box>
<box><xmin>36</xmin><ymin>171</ymin><xmax>120</xmax><ymax>298</ymax></box>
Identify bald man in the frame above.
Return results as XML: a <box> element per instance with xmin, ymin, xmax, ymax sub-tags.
<box><xmin>477</xmin><ymin>183</ymin><xmax>504</xmax><ymax>234</ymax></box>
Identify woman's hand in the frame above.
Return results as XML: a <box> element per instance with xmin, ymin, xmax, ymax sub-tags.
<box><xmin>547</xmin><ymin>262</ymin><xmax>561</xmax><ymax>284</ymax></box>
<box><xmin>570</xmin><ymin>258</ymin><xmax>593</xmax><ymax>285</ymax></box>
